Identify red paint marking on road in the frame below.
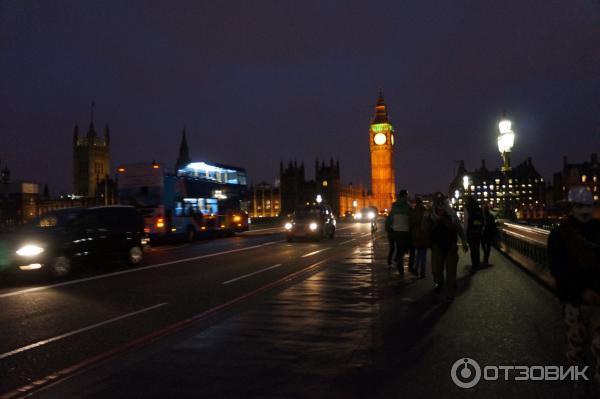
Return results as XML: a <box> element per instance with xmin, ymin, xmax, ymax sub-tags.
<box><xmin>1</xmin><ymin>237</ymin><xmax>373</xmax><ymax>399</ymax></box>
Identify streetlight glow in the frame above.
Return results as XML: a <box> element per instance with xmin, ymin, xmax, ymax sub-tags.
<box><xmin>498</xmin><ymin>119</ymin><xmax>512</xmax><ymax>134</ymax></box>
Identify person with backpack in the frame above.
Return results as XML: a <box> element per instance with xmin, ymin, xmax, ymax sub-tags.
<box><xmin>425</xmin><ymin>192</ymin><xmax>468</xmax><ymax>303</ymax></box>
<box><xmin>464</xmin><ymin>196</ymin><xmax>484</xmax><ymax>272</ymax></box>
<box><xmin>409</xmin><ymin>196</ymin><xmax>428</xmax><ymax>278</ymax></box>
<box><xmin>385</xmin><ymin>189</ymin><xmax>411</xmax><ymax>278</ymax></box>
<box><xmin>481</xmin><ymin>203</ymin><xmax>497</xmax><ymax>265</ymax></box>
<box><xmin>548</xmin><ymin>187</ymin><xmax>600</xmax><ymax>397</ymax></box>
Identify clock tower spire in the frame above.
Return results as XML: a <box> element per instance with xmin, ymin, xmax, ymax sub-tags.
<box><xmin>369</xmin><ymin>89</ymin><xmax>396</xmax><ymax>212</ymax></box>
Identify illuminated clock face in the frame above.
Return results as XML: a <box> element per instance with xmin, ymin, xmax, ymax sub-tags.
<box><xmin>374</xmin><ymin>133</ymin><xmax>387</xmax><ymax>145</ymax></box>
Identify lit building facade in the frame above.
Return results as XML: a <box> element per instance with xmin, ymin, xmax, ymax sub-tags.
<box><xmin>250</xmin><ymin>182</ymin><xmax>281</xmax><ymax>218</ymax></box>
<box><xmin>369</xmin><ymin>90</ymin><xmax>396</xmax><ymax>212</ymax></box>
<box><xmin>449</xmin><ymin>157</ymin><xmax>546</xmax><ymax>219</ymax></box>
<box><xmin>547</xmin><ymin>153</ymin><xmax>599</xmax><ymax>206</ymax></box>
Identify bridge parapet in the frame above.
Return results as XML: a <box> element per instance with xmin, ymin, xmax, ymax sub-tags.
<box><xmin>497</xmin><ymin>222</ymin><xmax>555</xmax><ymax>289</ymax></box>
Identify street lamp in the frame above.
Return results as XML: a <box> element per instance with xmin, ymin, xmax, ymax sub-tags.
<box><xmin>497</xmin><ymin>118</ymin><xmax>515</xmax><ymax>171</ymax></box>
<box><xmin>462</xmin><ymin>175</ymin><xmax>470</xmax><ymax>191</ymax></box>
<box><xmin>497</xmin><ymin>115</ymin><xmax>516</xmax><ymax>219</ymax></box>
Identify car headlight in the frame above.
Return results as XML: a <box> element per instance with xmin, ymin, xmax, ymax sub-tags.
<box><xmin>309</xmin><ymin>222</ymin><xmax>318</xmax><ymax>231</ymax></box>
<box><xmin>284</xmin><ymin>222</ymin><xmax>293</xmax><ymax>230</ymax></box>
<box><xmin>16</xmin><ymin>244</ymin><xmax>45</xmax><ymax>257</ymax></box>
<box><xmin>354</xmin><ymin>212</ymin><xmax>362</xmax><ymax>220</ymax></box>
<box><xmin>367</xmin><ymin>211</ymin><xmax>375</xmax><ymax>220</ymax></box>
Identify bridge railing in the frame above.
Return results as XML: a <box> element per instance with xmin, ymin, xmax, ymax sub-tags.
<box><xmin>496</xmin><ymin>222</ymin><xmax>555</xmax><ymax>289</ymax></box>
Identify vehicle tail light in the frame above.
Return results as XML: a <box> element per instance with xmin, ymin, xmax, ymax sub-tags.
<box><xmin>156</xmin><ymin>218</ymin><xmax>165</xmax><ymax>228</ymax></box>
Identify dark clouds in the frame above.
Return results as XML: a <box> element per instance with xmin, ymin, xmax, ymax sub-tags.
<box><xmin>1</xmin><ymin>0</ymin><xmax>599</xmax><ymax>194</ymax></box>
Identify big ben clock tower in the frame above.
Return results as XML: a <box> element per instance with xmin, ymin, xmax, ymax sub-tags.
<box><xmin>369</xmin><ymin>90</ymin><xmax>396</xmax><ymax>211</ymax></box>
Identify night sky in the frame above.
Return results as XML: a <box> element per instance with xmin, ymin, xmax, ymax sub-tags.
<box><xmin>1</xmin><ymin>0</ymin><xmax>599</xmax><ymax>195</ymax></box>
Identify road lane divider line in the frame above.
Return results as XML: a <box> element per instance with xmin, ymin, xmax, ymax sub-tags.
<box><xmin>1</xmin><ymin>236</ymin><xmax>374</xmax><ymax>399</ymax></box>
<box><xmin>222</xmin><ymin>264</ymin><xmax>283</xmax><ymax>285</ymax></box>
<box><xmin>301</xmin><ymin>248</ymin><xmax>330</xmax><ymax>258</ymax></box>
<box><xmin>243</xmin><ymin>227</ymin><xmax>283</xmax><ymax>233</ymax></box>
<box><xmin>0</xmin><ymin>241</ymin><xmax>283</xmax><ymax>300</ymax></box>
<box><xmin>0</xmin><ymin>303</ymin><xmax>167</xmax><ymax>361</ymax></box>
<box><xmin>339</xmin><ymin>238</ymin><xmax>356</xmax><ymax>245</ymax></box>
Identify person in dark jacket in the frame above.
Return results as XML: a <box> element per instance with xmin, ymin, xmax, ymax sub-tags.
<box><xmin>548</xmin><ymin>187</ymin><xmax>600</xmax><ymax>395</ymax></box>
<box><xmin>424</xmin><ymin>192</ymin><xmax>468</xmax><ymax>303</ymax></box>
<box><xmin>481</xmin><ymin>203</ymin><xmax>497</xmax><ymax>265</ymax></box>
<box><xmin>464</xmin><ymin>196</ymin><xmax>484</xmax><ymax>272</ymax></box>
<box><xmin>409</xmin><ymin>196</ymin><xmax>428</xmax><ymax>278</ymax></box>
<box><xmin>385</xmin><ymin>190</ymin><xmax>411</xmax><ymax>278</ymax></box>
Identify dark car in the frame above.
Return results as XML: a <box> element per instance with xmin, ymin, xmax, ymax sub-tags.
<box><xmin>284</xmin><ymin>204</ymin><xmax>336</xmax><ymax>242</ymax></box>
<box><xmin>0</xmin><ymin>206</ymin><xmax>148</xmax><ymax>278</ymax></box>
<box><xmin>353</xmin><ymin>206</ymin><xmax>378</xmax><ymax>222</ymax></box>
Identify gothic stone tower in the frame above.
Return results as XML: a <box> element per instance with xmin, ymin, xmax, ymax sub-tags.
<box><xmin>174</xmin><ymin>128</ymin><xmax>191</xmax><ymax>173</ymax></box>
<box><xmin>73</xmin><ymin>104</ymin><xmax>110</xmax><ymax>197</ymax></box>
<box><xmin>369</xmin><ymin>90</ymin><xmax>396</xmax><ymax>211</ymax></box>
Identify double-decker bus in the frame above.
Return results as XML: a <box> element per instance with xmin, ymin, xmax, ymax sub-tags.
<box><xmin>117</xmin><ymin>161</ymin><xmax>249</xmax><ymax>242</ymax></box>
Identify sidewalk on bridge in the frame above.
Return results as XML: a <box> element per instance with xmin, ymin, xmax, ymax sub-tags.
<box><xmin>42</xmin><ymin>237</ymin><xmax>570</xmax><ymax>399</ymax></box>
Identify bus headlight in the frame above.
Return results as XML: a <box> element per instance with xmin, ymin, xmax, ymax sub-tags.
<box><xmin>284</xmin><ymin>222</ymin><xmax>293</xmax><ymax>230</ymax></box>
<box><xmin>16</xmin><ymin>244</ymin><xmax>44</xmax><ymax>257</ymax></box>
<box><xmin>233</xmin><ymin>215</ymin><xmax>242</xmax><ymax>222</ymax></box>
<box><xmin>309</xmin><ymin>222</ymin><xmax>318</xmax><ymax>231</ymax></box>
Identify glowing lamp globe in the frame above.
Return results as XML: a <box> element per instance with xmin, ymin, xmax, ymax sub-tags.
<box><xmin>462</xmin><ymin>176</ymin><xmax>470</xmax><ymax>191</ymax></box>
<box><xmin>498</xmin><ymin>119</ymin><xmax>512</xmax><ymax>134</ymax></box>
<box><xmin>497</xmin><ymin>130</ymin><xmax>515</xmax><ymax>153</ymax></box>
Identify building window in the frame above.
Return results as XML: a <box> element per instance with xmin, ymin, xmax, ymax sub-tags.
<box><xmin>582</xmin><ymin>175</ymin><xmax>587</xmax><ymax>183</ymax></box>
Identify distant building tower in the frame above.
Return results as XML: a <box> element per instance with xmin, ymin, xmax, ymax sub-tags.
<box><xmin>1</xmin><ymin>162</ymin><xmax>10</xmax><ymax>186</ymax></box>
<box><xmin>73</xmin><ymin>102</ymin><xmax>110</xmax><ymax>197</ymax></box>
<box><xmin>315</xmin><ymin>158</ymin><xmax>341</xmax><ymax>215</ymax></box>
<box><xmin>175</xmin><ymin>128</ymin><xmax>191</xmax><ymax>173</ymax></box>
<box><xmin>369</xmin><ymin>89</ymin><xmax>396</xmax><ymax>211</ymax></box>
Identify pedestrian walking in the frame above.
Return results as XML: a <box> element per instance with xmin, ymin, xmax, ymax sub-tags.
<box><xmin>548</xmin><ymin>186</ymin><xmax>600</xmax><ymax>397</ymax></box>
<box><xmin>410</xmin><ymin>196</ymin><xmax>428</xmax><ymax>278</ymax></box>
<box><xmin>464</xmin><ymin>196</ymin><xmax>484</xmax><ymax>272</ymax></box>
<box><xmin>385</xmin><ymin>213</ymin><xmax>396</xmax><ymax>268</ymax></box>
<box><xmin>385</xmin><ymin>189</ymin><xmax>412</xmax><ymax>278</ymax></box>
<box><xmin>481</xmin><ymin>203</ymin><xmax>497</xmax><ymax>265</ymax></box>
<box><xmin>425</xmin><ymin>192</ymin><xmax>468</xmax><ymax>303</ymax></box>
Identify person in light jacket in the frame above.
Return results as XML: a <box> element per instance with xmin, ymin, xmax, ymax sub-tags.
<box><xmin>385</xmin><ymin>190</ymin><xmax>411</xmax><ymax>278</ymax></box>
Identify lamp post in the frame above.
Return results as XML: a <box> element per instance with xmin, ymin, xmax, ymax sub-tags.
<box><xmin>497</xmin><ymin>115</ymin><xmax>516</xmax><ymax>219</ymax></box>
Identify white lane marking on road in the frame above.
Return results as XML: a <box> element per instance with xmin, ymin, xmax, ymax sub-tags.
<box><xmin>0</xmin><ymin>241</ymin><xmax>282</xmax><ymax>299</ymax></box>
<box><xmin>243</xmin><ymin>227</ymin><xmax>283</xmax><ymax>233</ymax></box>
<box><xmin>301</xmin><ymin>248</ymin><xmax>330</xmax><ymax>258</ymax></box>
<box><xmin>0</xmin><ymin>302</ymin><xmax>168</xmax><ymax>360</ymax></box>
<box><xmin>339</xmin><ymin>238</ymin><xmax>356</xmax><ymax>245</ymax></box>
<box><xmin>221</xmin><ymin>264</ymin><xmax>283</xmax><ymax>285</ymax></box>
